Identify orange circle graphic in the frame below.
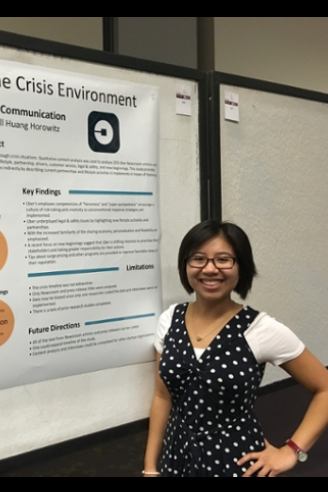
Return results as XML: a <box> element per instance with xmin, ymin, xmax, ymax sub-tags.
<box><xmin>0</xmin><ymin>301</ymin><xmax>15</xmax><ymax>346</ymax></box>
<box><xmin>0</xmin><ymin>231</ymin><xmax>8</xmax><ymax>271</ymax></box>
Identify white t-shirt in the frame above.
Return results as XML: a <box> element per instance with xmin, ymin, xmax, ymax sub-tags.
<box><xmin>154</xmin><ymin>304</ymin><xmax>305</xmax><ymax>366</ymax></box>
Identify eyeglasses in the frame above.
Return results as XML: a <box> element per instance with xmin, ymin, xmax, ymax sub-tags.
<box><xmin>187</xmin><ymin>255</ymin><xmax>237</xmax><ymax>270</ymax></box>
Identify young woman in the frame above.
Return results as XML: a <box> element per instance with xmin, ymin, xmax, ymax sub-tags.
<box><xmin>143</xmin><ymin>220</ymin><xmax>328</xmax><ymax>477</ymax></box>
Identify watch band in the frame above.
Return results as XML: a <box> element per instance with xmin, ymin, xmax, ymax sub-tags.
<box><xmin>285</xmin><ymin>439</ymin><xmax>308</xmax><ymax>463</ymax></box>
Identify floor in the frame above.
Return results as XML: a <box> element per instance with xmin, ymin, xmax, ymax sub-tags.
<box><xmin>1</xmin><ymin>384</ymin><xmax>327</xmax><ymax>477</ymax></box>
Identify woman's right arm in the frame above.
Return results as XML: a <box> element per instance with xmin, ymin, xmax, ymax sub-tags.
<box><xmin>143</xmin><ymin>351</ymin><xmax>172</xmax><ymax>476</ymax></box>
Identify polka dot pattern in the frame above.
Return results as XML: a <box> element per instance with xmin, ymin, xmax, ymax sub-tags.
<box><xmin>159</xmin><ymin>304</ymin><xmax>266</xmax><ymax>477</ymax></box>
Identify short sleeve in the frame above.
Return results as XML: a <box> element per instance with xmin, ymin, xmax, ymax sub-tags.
<box><xmin>244</xmin><ymin>312</ymin><xmax>305</xmax><ymax>366</ymax></box>
<box><xmin>154</xmin><ymin>304</ymin><xmax>177</xmax><ymax>354</ymax></box>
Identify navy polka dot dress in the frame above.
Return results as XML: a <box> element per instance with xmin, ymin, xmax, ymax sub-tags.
<box><xmin>159</xmin><ymin>304</ymin><xmax>266</xmax><ymax>477</ymax></box>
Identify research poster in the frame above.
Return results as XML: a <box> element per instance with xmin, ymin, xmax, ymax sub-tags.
<box><xmin>0</xmin><ymin>59</ymin><xmax>162</xmax><ymax>389</ymax></box>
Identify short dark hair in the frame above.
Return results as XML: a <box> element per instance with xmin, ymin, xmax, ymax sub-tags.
<box><xmin>178</xmin><ymin>220</ymin><xmax>257</xmax><ymax>299</ymax></box>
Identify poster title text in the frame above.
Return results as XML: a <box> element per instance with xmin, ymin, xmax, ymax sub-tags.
<box><xmin>0</xmin><ymin>76</ymin><xmax>138</xmax><ymax>107</ymax></box>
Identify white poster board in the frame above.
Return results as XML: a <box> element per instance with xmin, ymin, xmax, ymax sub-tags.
<box><xmin>0</xmin><ymin>59</ymin><xmax>162</xmax><ymax>389</ymax></box>
<box><xmin>0</xmin><ymin>36</ymin><xmax>200</xmax><ymax>461</ymax></box>
<box><xmin>219</xmin><ymin>82</ymin><xmax>328</xmax><ymax>385</ymax></box>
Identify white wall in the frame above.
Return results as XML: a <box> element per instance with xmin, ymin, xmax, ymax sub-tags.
<box><xmin>0</xmin><ymin>45</ymin><xmax>200</xmax><ymax>460</ymax></box>
<box><xmin>219</xmin><ymin>79</ymin><xmax>328</xmax><ymax>386</ymax></box>
<box><xmin>0</xmin><ymin>17</ymin><xmax>198</xmax><ymax>69</ymax></box>
<box><xmin>212</xmin><ymin>18</ymin><xmax>328</xmax><ymax>384</ymax></box>
<box><xmin>214</xmin><ymin>17</ymin><xmax>328</xmax><ymax>93</ymax></box>
<box><xmin>0</xmin><ymin>17</ymin><xmax>103</xmax><ymax>50</ymax></box>
<box><xmin>117</xmin><ymin>17</ymin><xmax>198</xmax><ymax>69</ymax></box>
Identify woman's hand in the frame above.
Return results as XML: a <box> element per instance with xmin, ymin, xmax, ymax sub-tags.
<box><xmin>237</xmin><ymin>439</ymin><xmax>298</xmax><ymax>477</ymax></box>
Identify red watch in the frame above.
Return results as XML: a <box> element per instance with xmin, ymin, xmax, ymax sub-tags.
<box><xmin>285</xmin><ymin>439</ymin><xmax>308</xmax><ymax>463</ymax></box>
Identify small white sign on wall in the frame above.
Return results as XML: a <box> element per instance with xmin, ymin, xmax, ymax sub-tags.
<box><xmin>176</xmin><ymin>84</ymin><xmax>192</xmax><ymax>116</ymax></box>
<box><xmin>225</xmin><ymin>91</ymin><xmax>240</xmax><ymax>122</ymax></box>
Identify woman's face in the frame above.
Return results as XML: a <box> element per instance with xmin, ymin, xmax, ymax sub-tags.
<box><xmin>186</xmin><ymin>234</ymin><xmax>239</xmax><ymax>303</ymax></box>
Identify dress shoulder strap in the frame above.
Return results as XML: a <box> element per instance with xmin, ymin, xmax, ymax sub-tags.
<box><xmin>237</xmin><ymin>306</ymin><xmax>260</xmax><ymax>334</ymax></box>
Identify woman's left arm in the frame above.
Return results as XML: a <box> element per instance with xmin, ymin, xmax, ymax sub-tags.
<box><xmin>238</xmin><ymin>348</ymin><xmax>328</xmax><ymax>477</ymax></box>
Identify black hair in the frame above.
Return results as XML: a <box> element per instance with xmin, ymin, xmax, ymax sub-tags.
<box><xmin>178</xmin><ymin>220</ymin><xmax>257</xmax><ymax>299</ymax></box>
